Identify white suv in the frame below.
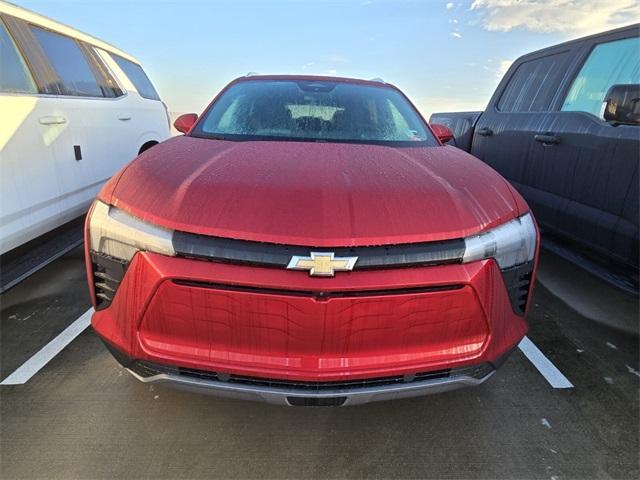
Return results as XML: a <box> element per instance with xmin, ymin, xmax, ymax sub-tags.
<box><xmin>0</xmin><ymin>1</ymin><xmax>171</xmax><ymax>254</ymax></box>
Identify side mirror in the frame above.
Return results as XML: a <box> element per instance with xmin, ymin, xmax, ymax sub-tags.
<box><xmin>430</xmin><ymin>123</ymin><xmax>454</xmax><ymax>143</ymax></box>
<box><xmin>603</xmin><ymin>84</ymin><xmax>640</xmax><ymax>125</ymax></box>
<box><xmin>174</xmin><ymin>113</ymin><xmax>198</xmax><ymax>134</ymax></box>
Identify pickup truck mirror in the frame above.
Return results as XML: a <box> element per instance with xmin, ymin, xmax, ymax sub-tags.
<box><xmin>174</xmin><ymin>113</ymin><xmax>198</xmax><ymax>133</ymax></box>
<box><xmin>603</xmin><ymin>84</ymin><xmax>640</xmax><ymax>125</ymax></box>
<box><xmin>430</xmin><ymin>123</ymin><xmax>454</xmax><ymax>143</ymax></box>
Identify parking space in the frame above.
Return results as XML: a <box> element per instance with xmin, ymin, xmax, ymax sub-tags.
<box><xmin>0</xmin><ymin>247</ymin><xmax>90</xmax><ymax>380</ymax></box>
<box><xmin>1</xmin><ymin>247</ymin><xmax>638</xmax><ymax>479</ymax></box>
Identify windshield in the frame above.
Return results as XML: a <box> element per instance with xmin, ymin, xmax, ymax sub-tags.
<box><xmin>192</xmin><ymin>79</ymin><xmax>437</xmax><ymax>146</ymax></box>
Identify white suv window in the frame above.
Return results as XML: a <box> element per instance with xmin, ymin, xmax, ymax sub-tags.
<box><xmin>0</xmin><ymin>20</ymin><xmax>36</xmax><ymax>93</ymax></box>
<box><xmin>111</xmin><ymin>54</ymin><xmax>160</xmax><ymax>100</ymax></box>
<box><xmin>31</xmin><ymin>25</ymin><xmax>104</xmax><ymax>97</ymax></box>
<box><xmin>562</xmin><ymin>36</ymin><xmax>640</xmax><ymax>117</ymax></box>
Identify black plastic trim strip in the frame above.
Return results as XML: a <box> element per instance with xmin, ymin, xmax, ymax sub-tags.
<box><xmin>172</xmin><ymin>279</ymin><xmax>464</xmax><ymax>299</ymax></box>
<box><xmin>172</xmin><ymin>231</ymin><xmax>465</xmax><ymax>270</ymax></box>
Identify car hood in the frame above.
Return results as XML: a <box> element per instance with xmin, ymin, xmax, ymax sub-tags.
<box><xmin>103</xmin><ymin>136</ymin><xmax>521</xmax><ymax>247</ymax></box>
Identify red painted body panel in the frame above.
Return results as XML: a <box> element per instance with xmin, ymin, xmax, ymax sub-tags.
<box><xmin>100</xmin><ymin>138</ymin><xmax>521</xmax><ymax>247</ymax></box>
<box><xmin>92</xmin><ymin>252</ymin><xmax>528</xmax><ymax>381</ymax></box>
<box><xmin>88</xmin><ymin>75</ymin><xmax>537</xmax><ymax>386</ymax></box>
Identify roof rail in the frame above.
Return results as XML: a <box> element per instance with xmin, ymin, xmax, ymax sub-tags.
<box><xmin>369</xmin><ymin>77</ymin><xmax>385</xmax><ymax>83</ymax></box>
<box><xmin>245</xmin><ymin>72</ymin><xmax>260</xmax><ymax>77</ymax></box>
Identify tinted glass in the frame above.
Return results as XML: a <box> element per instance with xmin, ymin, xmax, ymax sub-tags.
<box><xmin>31</xmin><ymin>26</ymin><xmax>103</xmax><ymax>97</ymax></box>
<box><xmin>498</xmin><ymin>52</ymin><xmax>569</xmax><ymax>112</ymax></box>
<box><xmin>0</xmin><ymin>20</ymin><xmax>36</xmax><ymax>93</ymax></box>
<box><xmin>84</xmin><ymin>47</ymin><xmax>124</xmax><ymax>98</ymax></box>
<box><xmin>111</xmin><ymin>54</ymin><xmax>160</xmax><ymax>100</ymax></box>
<box><xmin>194</xmin><ymin>80</ymin><xmax>436</xmax><ymax>146</ymax></box>
<box><xmin>562</xmin><ymin>37</ymin><xmax>640</xmax><ymax>117</ymax></box>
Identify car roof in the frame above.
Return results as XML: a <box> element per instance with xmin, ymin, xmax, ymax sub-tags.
<box><xmin>0</xmin><ymin>0</ymin><xmax>139</xmax><ymax>63</ymax></box>
<box><xmin>232</xmin><ymin>74</ymin><xmax>396</xmax><ymax>89</ymax></box>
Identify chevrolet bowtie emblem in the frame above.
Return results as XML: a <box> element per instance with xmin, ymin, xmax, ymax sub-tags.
<box><xmin>287</xmin><ymin>252</ymin><xmax>358</xmax><ymax>277</ymax></box>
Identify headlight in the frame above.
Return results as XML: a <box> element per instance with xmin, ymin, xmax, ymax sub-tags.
<box><xmin>462</xmin><ymin>213</ymin><xmax>536</xmax><ymax>269</ymax></box>
<box><xmin>88</xmin><ymin>200</ymin><xmax>175</xmax><ymax>262</ymax></box>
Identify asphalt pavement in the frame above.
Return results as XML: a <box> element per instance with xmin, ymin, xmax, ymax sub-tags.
<box><xmin>1</xmin><ymin>246</ymin><xmax>638</xmax><ymax>479</ymax></box>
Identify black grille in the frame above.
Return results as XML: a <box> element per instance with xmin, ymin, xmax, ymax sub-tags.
<box><xmin>287</xmin><ymin>397</ymin><xmax>347</xmax><ymax>407</ymax></box>
<box><xmin>91</xmin><ymin>251</ymin><xmax>128</xmax><ymax>310</ymax></box>
<box><xmin>172</xmin><ymin>231</ymin><xmax>465</xmax><ymax>270</ymax></box>
<box><xmin>173</xmin><ymin>279</ymin><xmax>463</xmax><ymax>300</ymax></box>
<box><xmin>184</xmin><ymin>368</ymin><xmax>451</xmax><ymax>391</ymax></box>
<box><xmin>501</xmin><ymin>261</ymin><xmax>534</xmax><ymax>315</ymax></box>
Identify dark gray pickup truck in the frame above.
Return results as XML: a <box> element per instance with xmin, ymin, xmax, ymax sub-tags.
<box><xmin>431</xmin><ymin>24</ymin><xmax>639</xmax><ymax>292</ymax></box>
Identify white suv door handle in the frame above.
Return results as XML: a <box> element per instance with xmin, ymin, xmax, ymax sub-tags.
<box><xmin>118</xmin><ymin>114</ymin><xmax>132</xmax><ymax>121</ymax></box>
<box><xmin>39</xmin><ymin>115</ymin><xmax>67</xmax><ymax>125</ymax></box>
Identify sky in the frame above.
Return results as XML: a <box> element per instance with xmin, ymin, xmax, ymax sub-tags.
<box><xmin>13</xmin><ymin>0</ymin><xmax>640</xmax><ymax>117</ymax></box>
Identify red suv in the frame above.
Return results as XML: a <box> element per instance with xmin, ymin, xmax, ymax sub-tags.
<box><xmin>85</xmin><ymin>75</ymin><xmax>538</xmax><ymax>406</ymax></box>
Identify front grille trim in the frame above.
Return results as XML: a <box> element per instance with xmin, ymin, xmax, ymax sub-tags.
<box><xmin>172</xmin><ymin>231</ymin><xmax>465</xmax><ymax>270</ymax></box>
<box><xmin>172</xmin><ymin>279</ymin><xmax>464</xmax><ymax>299</ymax></box>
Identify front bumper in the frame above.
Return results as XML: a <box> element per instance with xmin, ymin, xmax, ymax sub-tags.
<box><xmin>104</xmin><ymin>341</ymin><xmax>504</xmax><ymax>406</ymax></box>
<box><xmin>130</xmin><ymin>363</ymin><xmax>495</xmax><ymax>406</ymax></box>
<box><xmin>91</xmin><ymin>251</ymin><xmax>531</xmax><ymax>404</ymax></box>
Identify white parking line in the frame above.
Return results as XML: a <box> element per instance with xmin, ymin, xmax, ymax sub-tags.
<box><xmin>1</xmin><ymin>308</ymin><xmax>93</xmax><ymax>385</ymax></box>
<box><xmin>518</xmin><ymin>336</ymin><xmax>573</xmax><ymax>389</ymax></box>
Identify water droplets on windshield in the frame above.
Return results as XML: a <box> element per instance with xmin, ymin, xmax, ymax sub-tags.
<box><xmin>193</xmin><ymin>79</ymin><xmax>437</xmax><ymax>146</ymax></box>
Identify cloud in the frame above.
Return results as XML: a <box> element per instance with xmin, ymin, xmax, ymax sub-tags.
<box><xmin>451</xmin><ymin>32</ymin><xmax>462</xmax><ymax>38</ymax></box>
<box><xmin>446</xmin><ymin>2</ymin><xmax>454</xmax><ymax>9</ymax></box>
<box><xmin>301</xmin><ymin>62</ymin><xmax>315</xmax><ymax>70</ymax></box>
<box><xmin>327</xmin><ymin>69</ymin><xmax>338</xmax><ymax>75</ymax></box>
<box><xmin>361</xmin><ymin>0</ymin><xmax>373</xmax><ymax>5</ymax></box>
<box><xmin>481</xmin><ymin>59</ymin><xmax>513</xmax><ymax>77</ymax></box>
<box><xmin>497</xmin><ymin>59</ymin><xmax>513</xmax><ymax>77</ymax></box>
<box><xmin>470</xmin><ymin>0</ymin><xmax>640</xmax><ymax>36</ymax></box>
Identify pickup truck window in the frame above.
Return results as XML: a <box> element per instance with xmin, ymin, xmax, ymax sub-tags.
<box><xmin>561</xmin><ymin>36</ymin><xmax>640</xmax><ymax>118</ymax></box>
<box><xmin>497</xmin><ymin>52</ymin><xmax>569</xmax><ymax>113</ymax></box>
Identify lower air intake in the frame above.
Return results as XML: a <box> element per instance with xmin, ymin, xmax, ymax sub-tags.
<box><xmin>287</xmin><ymin>396</ymin><xmax>347</xmax><ymax>407</ymax></box>
<box><xmin>501</xmin><ymin>261</ymin><xmax>534</xmax><ymax>316</ymax></box>
<box><xmin>91</xmin><ymin>251</ymin><xmax>128</xmax><ymax>310</ymax></box>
